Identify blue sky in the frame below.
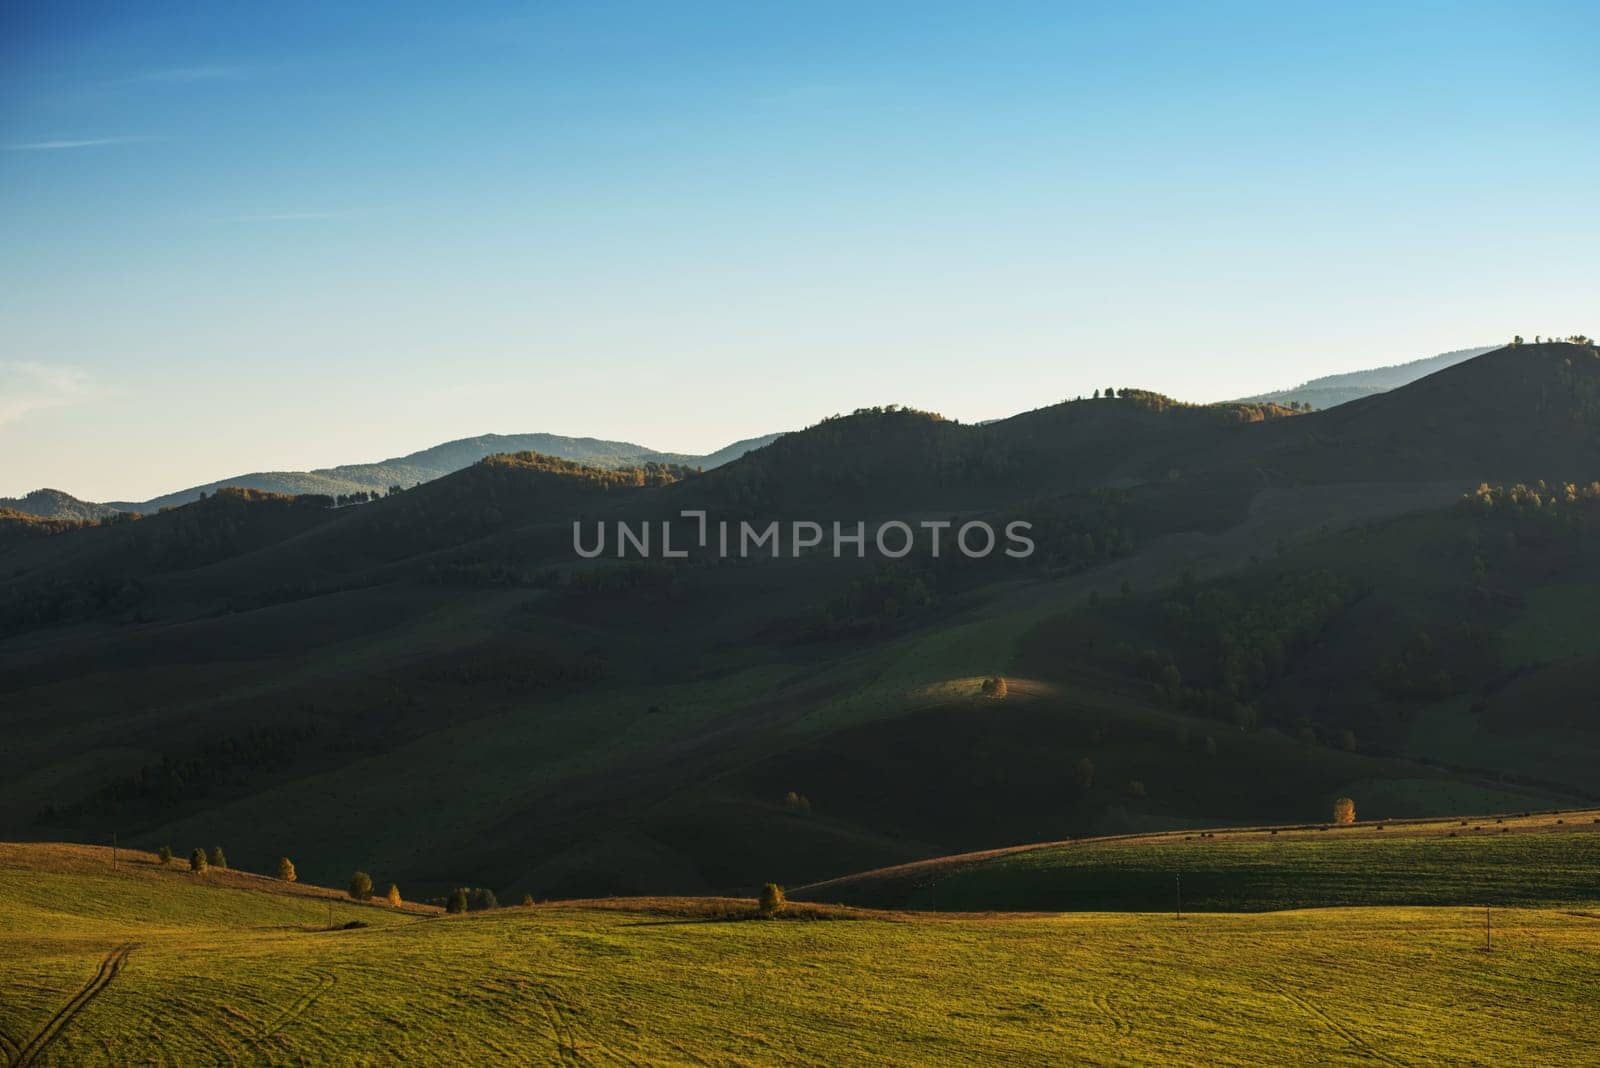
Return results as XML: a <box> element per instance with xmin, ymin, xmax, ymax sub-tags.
<box><xmin>2</xmin><ymin>1</ymin><xmax>1597</xmax><ymax>500</ymax></box>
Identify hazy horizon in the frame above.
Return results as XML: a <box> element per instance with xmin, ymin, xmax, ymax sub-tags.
<box><xmin>4</xmin><ymin>1</ymin><xmax>1597</xmax><ymax>500</ymax></box>
<box><xmin>1</xmin><ymin>340</ymin><xmax>1505</xmax><ymax>502</ymax></box>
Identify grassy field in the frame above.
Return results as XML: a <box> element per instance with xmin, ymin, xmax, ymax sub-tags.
<box><xmin>3</xmin><ymin>840</ymin><xmax>1599</xmax><ymax>1066</ymax></box>
<box><xmin>798</xmin><ymin>810</ymin><xmax>1600</xmax><ymax>912</ymax></box>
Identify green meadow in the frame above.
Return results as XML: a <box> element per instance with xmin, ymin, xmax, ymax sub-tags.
<box><xmin>2</xmin><ymin>838</ymin><xmax>1598</xmax><ymax>1066</ymax></box>
<box><xmin>799</xmin><ymin>811</ymin><xmax>1600</xmax><ymax>912</ymax></box>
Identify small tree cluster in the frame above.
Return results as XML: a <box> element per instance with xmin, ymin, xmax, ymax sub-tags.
<box><xmin>189</xmin><ymin>848</ymin><xmax>207</xmax><ymax>874</ymax></box>
<box><xmin>349</xmin><ymin>871</ymin><xmax>373</xmax><ymax>901</ymax></box>
<box><xmin>1333</xmin><ymin>796</ymin><xmax>1356</xmax><ymax>824</ymax></box>
<box><xmin>157</xmin><ymin>845</ymin><xmax>173</xmax><ymax>866</ymax></box>
<box><xmin>440</xmin><ymin>887</ymin><xmax>498</xmax><ymax>912</ymax></box>
<box><xmin>207</xmin><ymin>846</ymin><xmax>227</xmax><ymax>869</ymax></box>
<box><xmin>783</xmin><ymin>790</ymin><xmax>813</xmax><ymax>815</ymax></box>
<box><xmin>277</xmin><ymin>857</ymin><xmax>297</xmax><ymax>882</ymax></box>
<box><xmin>981</xmin><ymin>675</ymin><xmax>1008</xmax><ymax>698</ymax></box>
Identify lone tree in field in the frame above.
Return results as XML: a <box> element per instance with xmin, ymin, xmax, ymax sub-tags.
<box><xmin>157</xmin><ymin>845</ymin><xmax>173</xmax><ymax>866</ymax></box>
<box><xmin>447</xmin><ymin>887</ymin><xmax>469</xmax><ymax>914</ymax></box>
<box><xmin>386</xmin><ymin>884</ymin><xmax>402</xmax><ymax>907</ymax></box>
<box><xmin>1333</xmin><ymin>796</ymin><xmax>1356</xmax><ymax>824</ymax></box>
<box><xmin>277</xmin><ymin>857</ymin><xmax>297</xmax><ymax>882</ymax></box>
<box><xmin>348</xmin><ymin>871</ymin><xmax>373</xmax><ymax>901</ymax></box>
<box><xmin>981</xmin><ymin>675</ymin><xmax>1008</xmax><ymax>698</ymax></box>
<box><xmin>189</xmin><ymin>848</ymin><xmax>208</xmax><ymax>875</ymax></box>
<box><xmin>521</xmin><ymin>894</ymin><xmax>536</xmax><ymax>907</ymax></box>
<box><xmin>759</xmin><ymin>883</ymin><xmax>787</xmax><ymax>918</ymax></box>
<box><xmin>207</xmin><ymin>846</ymin><xmax>227</xmax><ymax>869</ymax></box>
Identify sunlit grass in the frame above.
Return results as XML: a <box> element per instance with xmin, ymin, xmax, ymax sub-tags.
<box><xmin>0</xmin><ymin>843</ymin><xmax>1595</xmax><ymax>1066</ymax></box>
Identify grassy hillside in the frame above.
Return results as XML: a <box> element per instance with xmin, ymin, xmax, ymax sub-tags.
<box><xmin>798</xmin><ymin>809</ymin><xmax>1600</xmax><ymax>911</ymax></box>
<box><xmin>1</xmin><ymin>843</ymin><xmax>1596</xmax><ymax>1066</ymax></box>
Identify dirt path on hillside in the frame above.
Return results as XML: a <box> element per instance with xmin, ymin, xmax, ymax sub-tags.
<box><xmin>11</xmin><ymin>942</ymin><xmax>135</xmax><ymax>1067</ymax></box>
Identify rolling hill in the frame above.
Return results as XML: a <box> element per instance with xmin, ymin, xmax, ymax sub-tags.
<box><xmin>1</xmin><ymin>837</ymin><xmax>1595</xmax><ymax>1065</ymax></box>
<box><xmin>0</xmin><ymin>488</ymin><xmax>123</xmax><ymax>522</ymax></box>
<box><xmin>797</xmin><ymin>809</ymin><xmax>1600</xmax><ymax>911</ymax></box>
<box><xmin>0</xmin><ymin>342</ymin><xmax>1596</xmax><ymax>905</ymax></box>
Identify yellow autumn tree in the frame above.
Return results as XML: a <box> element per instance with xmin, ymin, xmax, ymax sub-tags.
<box><xmin>758</xmin><ymin>883</ymin><xmax>787</xmax><ymax>917</ymax></box>
<box><xmin>1332</xmin><ymin>796</ymin><xmax>1356</xmax><ymax>824</ymax></box>
<box><xmin>386</xmin><ymin>884</ymin><xmax>402</xmax><ymax>907</ymax></box>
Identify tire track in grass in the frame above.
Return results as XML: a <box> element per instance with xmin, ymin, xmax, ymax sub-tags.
<box><xmin>528</xmin><ymin>984</ymin><xmax>585</xmax><ymax>1065</ymax></box>
<box><xmin>1269</xmin><ymin>982</ymin><xmax>1408</xmax><ymax>1068</ymax></box>
<box><xmin>468</xmin><ymin>976</ymin><xmax>543</xmax><ymax>1062</ymax></box>
<box><xmin>252</xmin><ymin>969</ymin><xmax>336</xmax><ymax>1053</ymax></box>
<box><xmin>12</xmin><ymin>942</ymin><xmax>136</xmax><ymax>1067</ymax></box>
<box><xmin>661</xmin><ymin>1040</ymin><xmax>712</xmax><ymax>1067</ymax></box>
<box><xmin>0</xmin><ymin>1027</ymin><xmax>19</xmax><ymax>1064</ymax></box>
<box><xmin>142</xmin><ymin>1014</ymin><xmax>180</xmax><ymax>1068</ymax></box>
<box><xmin>476</xmin><ymin>972</ymin><xmax>637</xmax><ymax>1066</ymax></box>
<box><xmin>1090</xmin><ymin>991</ymin><xmax>1132</xmax><ymax>1038</ymax></box>
<box><xmin>181</xmin><ymin>1007</ymin><xmax>245</xmax><ymax>1068</ymax></box>
<box><xmin>155</xmin><ymin>990</ymin><xmax>257</xmax><ymax>1067</ymax></box>
<box><xmin>532</xmin><ymin>982</ymin><xmax>645</xmax><ymax>1067</ymax></box>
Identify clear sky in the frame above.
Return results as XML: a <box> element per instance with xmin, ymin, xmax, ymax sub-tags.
<box><xmin>2</xmin><ymin>1</ymin><xmax>1597</xmax><ymax>501</ymax></box>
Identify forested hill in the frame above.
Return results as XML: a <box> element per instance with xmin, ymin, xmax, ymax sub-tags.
<box><xmin>0</xmin><ymin>488</ymin><xmax>122</xmax><ymax>522</ymax></box>
<box><xmin>1226</xmin><ymin>340</ymin><xmax>1600</xmax><ymax>482</ymax></box>
<box><xmin>7</xmin><ymin>342</ymin><xmax>1596</xmax><ymax>594</ymax></box>
<box><xmin>691</xmin><ymin>394</ymin><xmax>1299</xmax><ymax>513</ymax></box>
<box><xmin>2</xmin><ymin>430</ymin><xmax>785</xmax><ymax>520</ymax></box>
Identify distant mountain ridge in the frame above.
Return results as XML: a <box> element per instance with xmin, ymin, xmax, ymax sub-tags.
<box><xmin>2</xmin><ymin>431</ymin><xmax>786</xmax><ymax>520</ymax></box>
<box><xmin>0</xmin><ymin>488</ymin><xmax>123</xmax><ymax>522</ymax></box>
<box><xmin>1237</xmin><ymin>345</ymin><xmax>1496</xmax><ymax>410</ymax></box>
<box><xmin>0</xmin><ymin>343</ymin><xmax>1502</xmax><ymax>519</ymax></box>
